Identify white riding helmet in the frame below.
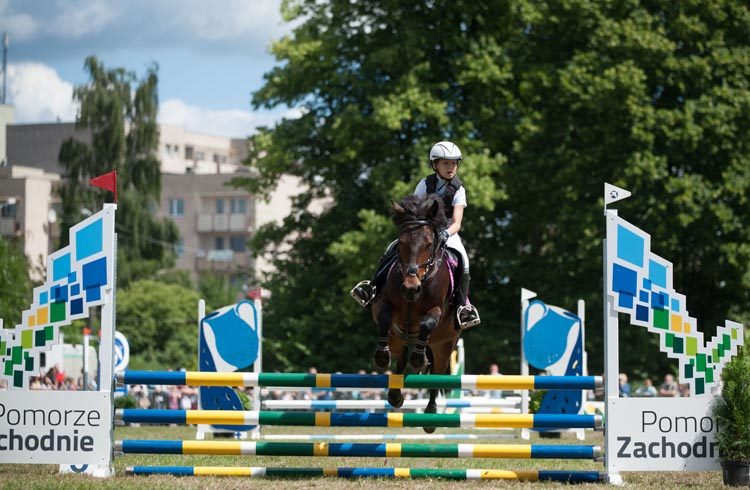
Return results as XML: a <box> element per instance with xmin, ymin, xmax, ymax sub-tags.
<box><xmin>429</xmin><ymin>141</ymin><xmax>462</xmax><ymax>170</ymax></box>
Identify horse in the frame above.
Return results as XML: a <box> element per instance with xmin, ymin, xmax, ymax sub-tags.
<box><xmin>371</xmin><ymin>193</ymin><xmax>461</xmax><ymax>433</ymax></box>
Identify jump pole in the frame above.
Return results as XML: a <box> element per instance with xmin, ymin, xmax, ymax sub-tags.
<box><xmin>117</xmin><ymin>371</ymin><xmax>603</xmax><ymax>391</ymax></box>
<box><xmin>115</xmin><ymin>409</ymin><xmax>602</xmax><ymax>429</ymax></box>
<box><xmin>115</xmin><ymin>440</ymin><xmax>602</xmax><ymax>459</ymax></box>
<box><xmin>126</xmin><ymin>466</ymin><xmax>608</xmax><ymax>482</ymax></box>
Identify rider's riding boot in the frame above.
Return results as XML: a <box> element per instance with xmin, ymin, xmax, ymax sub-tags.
<box><xmin>456</xmin><ymin>273</ymin><xmax>481</xmax><ymax>330</ymax></box>
<box><xmin>350</xmin><ymin>242</ymin><xmax>399</xmax><ymax>309</ymax></box>
<box><xmin>350</xmin><ymin>280</ymin><xmax>376</xmax><ymax>307</ymax></box>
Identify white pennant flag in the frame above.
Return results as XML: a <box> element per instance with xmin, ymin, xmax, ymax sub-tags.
<box><xmin>604</xmin><ymin>182</ymin><xmax>631</xmax><ymax>205</ymax></box>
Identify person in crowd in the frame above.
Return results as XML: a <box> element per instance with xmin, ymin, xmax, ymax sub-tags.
<box><xmin>658</xmin><ymin>373</ymin><xmax>679</xmax><ymax>397</ymax></box>
<box><xmin>618</xmin><ymin>373</ymin><xmax>631</xmax><ymax>397</ymax></box>
<box><xmin>487</xmin><ymin>363</ymin><xmax>502</xmax><ymax>398</ymax></box>
<box><xmin>634</xmin><ymin>377</ymin><xmax>657</xmax><ymax>397</ymax></box>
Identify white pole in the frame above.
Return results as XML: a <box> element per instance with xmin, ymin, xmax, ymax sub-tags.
<box><xmin>251</xmin><ymin>296</ymin><xmax>263</xmax><ymax>439</ymax></box>
<box><xmin>520</xmin><ymin>288</ymin><xmax>536</xmax><ymax>441</ymax></box>
<box><xmin>604</xmin><ymin>211</ymin><xmax>623</xmax><ymax>484</ymax></box>
<box><xmin>82</xmin><ymin>329</ymin><xmax>90</xmax><ymax>390</ymax></box>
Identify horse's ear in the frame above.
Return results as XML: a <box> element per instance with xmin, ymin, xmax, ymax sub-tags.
<box><xmin>429</xmin><ymin>198</ymin><xmax>441</xmax><ymax>218</ymax></box>
<box><xmin>391</xmin><ymin>199</ymin><xmax>404</xmax><ymax>214</ymax></box>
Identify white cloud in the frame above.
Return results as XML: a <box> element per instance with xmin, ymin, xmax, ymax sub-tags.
<box><xmin>7</xmin><ymin>63</ymin><xmax>78</xmax><ymax>123</ymax></box>
<box><xmin>49</xmin><ymin>0</ymin><xmax>121</xmax><ymax>38</ymax></box>
<box><xmin>0</xmin><ymin>0</ymin><xmax>38</xmax><ymax>41</ymax></box>
<box><xmin>173</xmin><ymin>0</ymin><xmax>286</xmax><ymax>42</ymax></box>
<box><xmin>5</xmin><ymin>60</ymin><xmax>300</xmax><ymax>139</ymax></box>
<box><xmin>159</xmin><ymin>98</ymin><xmax>300</xmax><ymax>138</ymax></box>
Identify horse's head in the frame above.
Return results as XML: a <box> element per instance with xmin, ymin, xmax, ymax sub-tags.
<box><xmin>391</xmin><ymin>194</ymin><xmax>448</xmax><ymax>302</ymax></box>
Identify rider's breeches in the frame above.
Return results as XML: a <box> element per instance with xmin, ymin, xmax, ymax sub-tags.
<box><xmin>447</xmin><ymin>234</ymin><xmax>470</xmax><ymax>274</ymax></box>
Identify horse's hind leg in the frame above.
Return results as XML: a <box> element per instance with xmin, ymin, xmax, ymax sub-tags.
<box><xmin>422</xmin><ymin>342</ymin><xmax>456</xmax><ymax>433</ymax></box>
<box><xmin>387</xmin><ymin>345</ymin><xmax>408</xmax><ymax>408</ymax></box>
<box><xmin>373</xmin><ymin>303</ymin><xmax>393</xmax><ymax>372</ymax></box>
<box><xmin>422</xmin><ymin>387</ymin><xmax>439</xmax><ymax>434</ymax></box>
<box><xmin>422</xmin><ymin>347</ymin><xmax>438</xmax><ymax>433</ymax></box>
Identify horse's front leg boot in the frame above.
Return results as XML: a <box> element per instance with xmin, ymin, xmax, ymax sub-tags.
<box><xmin>373</xmin><ymin>347</ymin><xmax>391</xmax><ymax>372</ymax></box>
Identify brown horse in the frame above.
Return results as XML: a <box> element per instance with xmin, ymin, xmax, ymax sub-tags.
<box><xmin>372</xmin><ymin>194</ymin><xmax>461</xmax><ymax>432</ymax></box>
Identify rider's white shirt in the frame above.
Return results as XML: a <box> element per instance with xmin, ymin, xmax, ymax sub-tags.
<box><xmin>414</xmin><ymin>176</ymin><xmax>469</xmax><ymax>271</ymax></box>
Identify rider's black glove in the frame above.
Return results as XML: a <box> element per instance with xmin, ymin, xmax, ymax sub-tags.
<box><xmin>438</xmin><ymin>229</ymin><xmax>450</xmax><ymax>244</ymax></box>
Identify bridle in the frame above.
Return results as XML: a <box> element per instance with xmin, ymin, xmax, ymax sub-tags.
<box><xmin>397</xmin><ymin>219</ymin><xmax>445</xmax><ymax>283</ymax></box>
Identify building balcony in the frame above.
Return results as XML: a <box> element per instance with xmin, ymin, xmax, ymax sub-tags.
<box><xmin>196</xmin><ymin>250</ymin><xmax>251</xmax><ymax>272</ymax></box>
<box><xmin>197</xmin><ymin>213</ymin><xmax>249</xmax><ymax>233</ymax></box>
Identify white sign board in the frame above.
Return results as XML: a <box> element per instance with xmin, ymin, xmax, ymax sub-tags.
<box><xmin>607</xmin><ymin>397</ymin><xmax>719</xmax><ymax>471</ymax></box>
<box><xmin>0</xmin><ymin>390</ymin><xmax>112</xmax><ymax>464</ymax></box>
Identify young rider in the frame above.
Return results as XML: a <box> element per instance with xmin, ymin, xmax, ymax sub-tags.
<box><xmin>350</xmin><ymin>141</ymin><xmax>481</xmax><ymax>330</ymax></box>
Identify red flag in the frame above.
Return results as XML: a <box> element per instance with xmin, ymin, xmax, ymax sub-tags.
<box><xmin>90</xmin><ymin>170</ymin><xmax>117</xmax><ymax>203</ymax></box>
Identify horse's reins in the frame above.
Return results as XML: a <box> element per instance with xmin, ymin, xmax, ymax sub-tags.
<box><xmin>397</xmin><ymin>219</ymin><xmax>446</xmax><ymax>283</ymax></box>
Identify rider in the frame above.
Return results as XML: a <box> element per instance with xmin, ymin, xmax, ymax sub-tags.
<box><xmin>350</xmin><ymin>141</ymin><xmax>481</xmax><ymax>330</ymax></box>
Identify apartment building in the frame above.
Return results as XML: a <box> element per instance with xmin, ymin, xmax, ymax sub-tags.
<box><xmin>2</xmin><ymin>117</ymin><xmax>313</xmax><ymax>286</ymax></box>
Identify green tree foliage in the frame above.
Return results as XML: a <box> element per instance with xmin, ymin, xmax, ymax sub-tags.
<box><xmin>198</xmin><ymin>272</ymin><xmax>240</xmax><ymax>312</ymax></box>
<box><xmin>236</xmin><ymin>0</ymin><xmax>750</xmax><ymax>377</ymax></box>
<box><xmin>116</xmin><ymin>280</ymin><xmax>201</xmax><ymax>370</ymax></box>
<box><xmin>58</xmin><ymin>56</ymin><xmax>179</xmax><ymax>287</ymax></box>
<box><xmin>0</xmin><ymin>236</ymin><xmax>32</xmax><ymax>329</ymax></box>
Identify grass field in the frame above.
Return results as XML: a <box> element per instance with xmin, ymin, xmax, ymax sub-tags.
<box><xmin>0</xmin><ymin>425</ymin><xmax>725</xmax><ymax>489</ymax></box>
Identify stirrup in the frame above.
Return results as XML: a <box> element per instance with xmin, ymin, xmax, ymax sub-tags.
<box><xmin>457</xmin><ymin>305</ymin><xmax>481</xmax><ymax>330</ymax></box>
<box><xmin>350</xmin><ymin>280</ymin><xmax>375</xmax><ymax>308</ymax></box>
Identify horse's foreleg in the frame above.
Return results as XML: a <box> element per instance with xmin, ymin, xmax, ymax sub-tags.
<box><xmin>408</xmin><ymin>308</ymin><xmax>440</xmax><ymax>372</ymax></box>
<box><xmin>373</xmin><ymin>303</ymin><xmax>393</xmax><ymax>372</ymax></box>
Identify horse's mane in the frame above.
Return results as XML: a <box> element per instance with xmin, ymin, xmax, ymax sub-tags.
<box><xmin>393</xmin><ymin>194</ymin><xmax>448</xmax><ymax>230</ymax></box>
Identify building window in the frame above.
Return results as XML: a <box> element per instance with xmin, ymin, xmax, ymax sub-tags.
<box><xmin>215</xmin><ymin>236</ymin><xmax>225</xmax><ymax>250</ymax></box>
<box><xmin>176</xmin><ymin>238</ymin><xmax>185</xmax><ymax>257</ymax></box>
<box><xmin>185</xmin><ymin>145</ymin><xmax>194</xmax><ymax>160</ymax></box>
<box><xmin>215</xmin><ymin>198</ymin><xmax>225</xmax><ymax>214</ymax></box>
<box><xmin>230</xmin><ymin>197</ymin><xmax>246</xmax><ymax>214</ymax></box>
<box><xmin>230</xmin><ymin>236</ymin><xmax>246</xmax><ymax>252</ymax></box>
<box><xmin>0</xmin><ymin>201</ymin><xmax>17</xmax><ymax>218</ymax></box>
<box><xmin>169</xmin><ymin>198</ymin><xmax>184</xmax><ymax>217</ymax></box>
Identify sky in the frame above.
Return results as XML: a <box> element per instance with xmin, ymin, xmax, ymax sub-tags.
<box><xmin>0</xmin><ymin>0</ymin><xmax>299</xmax><ymax>138</ymax></box>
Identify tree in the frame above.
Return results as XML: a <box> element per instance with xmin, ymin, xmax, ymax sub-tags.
<box><xmin>236</xmin><ymin>0</ymin><xmax>750</xmax><ymax>377</ymax></box>
<box><xmin>0</xmin><ymin>236</ymin><xmax>32</xmax><ymax>329</ymax></box>
<box><xmin>116</xmin><ymin>280</ymin><xmax>201</xmax><ymax>370</ymax></box>
<box><xmin>197</xmin><ymin>272</ymin><xmax>241</xmax><ymax>313</ymax></box>
<box><xmin>58</xmin><ymin>56</ymin><xmax>179</xmax><ymax>287</ymax></box>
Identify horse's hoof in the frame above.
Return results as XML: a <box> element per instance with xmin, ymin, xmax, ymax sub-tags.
<box><xmin>422</xmin><ymin>403</ymin><xmax>436</xmax><ymax>433</ymax></box>
<box><xmin>388</xmin><ymin>391</ymin><xmax>404</xmax><ymax>409</ymax></box>
<box><xmin>373</xmin><ymin>350</ymin><xmax>391</xmax><ymax>372</ymax></box>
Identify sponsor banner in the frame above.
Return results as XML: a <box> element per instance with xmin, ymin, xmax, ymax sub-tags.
<box><xmin>608</xmin><ymin>397</ymin><xmax>719</xmax><ymax>471</ymax></box>
<box><xmin>0</xmin><ymin>390</ymin><xmax>111</xmax><ymax>464</ymax></box>
<box><xmin>114</xmin><ymin>330</ymin><xmax>130</xmax><ymax>372</ymax></box>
